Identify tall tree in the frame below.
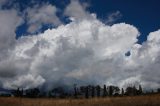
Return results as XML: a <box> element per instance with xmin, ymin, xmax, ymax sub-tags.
<box><xmin>108</xmin><ymin>86</ymin><xmax>113</xmax><ymax>96</ymax></box>
<box><xmin>96</xmin><ymin>85</ymin><xmax>101</xmax><ymax>97</ymax></box>
<box><xmin>157</xmin><ymin>88</ymin><xmax>160</xmax><ymax>93</ymax></box>
<box><xmin>15</xmin><ymin>88</ymin><xmax>23</xmax><ymax>97</ymax></box>
<box><xmin>139</xmin><ymin>85</ymin><xmax>143</xmax><ymax>94</ymax></box>
<box><xmin>91</xmin><ymin>86</ymin><xmax>95</xmax><ymax>97</ymax></box>
<box><xmin>108</xmin><ymin>86</ymin><xmax>120</xmax><ymax>96</ymax></box>
<box><xmin>74</xmin><ymin>84</ymin><xmax>78</xmax><ymax>98</ymax></box>
<box><xmin>121</xmin><ymin>88</ymin><xmax>124</xmax><ymax>96</ymax></box>
<box><xmin>85</xmin><ymin>86</ymin><xmax>89</xmax><ymax>98</ymax></box>
<box><xmin>125</xmin><ymin>86</ymin><xmax>137</xmax><ymax>96</ymax></box>
<box><xmin>103</xmin><ymin>85</ymin><xmax>107</xmax><ymax>97</ymax></box>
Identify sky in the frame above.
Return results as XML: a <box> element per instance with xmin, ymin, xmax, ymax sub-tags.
<box><xmin>5</xmin><ymin>0</ymin><xmax>160</xmax><ymax>44</ymax></box>
<box><xmin>0</xmin><ymin>0</ymin><xmax>160</xmax><ymax>91</ymax></box>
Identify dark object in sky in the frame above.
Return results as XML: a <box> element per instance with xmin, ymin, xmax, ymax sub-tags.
<box><xmin>125</xmin><ymin>51</ymin><xmax>131</xmax><ymax>56</ymax></box>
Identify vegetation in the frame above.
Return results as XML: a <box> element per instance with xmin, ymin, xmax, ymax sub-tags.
<box><xmin>2</xmin><ymin>84</ymin><xmax>160</xmax><ymax>98</ymax></box>
<box><xmin>0</xmin><ymin>94</ymin><xmax>160</xmax><ymax>106</ymax></box>
<box><xmin>1</xmin><ymin>84</ymin><xmax>160</xmax><ymax>106</ymax></box>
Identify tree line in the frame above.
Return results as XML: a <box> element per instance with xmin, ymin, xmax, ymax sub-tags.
<box><xmin>11</xmin><ymin>84</ymin><xmax>160</xmax><ymax>98</ymax></box>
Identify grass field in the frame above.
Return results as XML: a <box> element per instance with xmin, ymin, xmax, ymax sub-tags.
<box><xmin>0</xmin><ymin>94</ymin><xmax>160</xmax><ymax>106</ymax></box>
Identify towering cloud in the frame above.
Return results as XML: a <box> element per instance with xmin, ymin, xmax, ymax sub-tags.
<box><xmin>0</xmin><ymin>0</ymin><xmax>160</xmax><ymax>91</ymax></box>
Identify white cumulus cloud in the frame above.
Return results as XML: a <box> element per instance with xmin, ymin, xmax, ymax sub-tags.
<box><xmin>0</xmin><ymin>0</ymin><xmax>160</xmax><ymax>91</ymax></box>
<box><xmin>0</xmin><ymin>14</ymin><xmax>141</xmax><ymax>90</ymax></box>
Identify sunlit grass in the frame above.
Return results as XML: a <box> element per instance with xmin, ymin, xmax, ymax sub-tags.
<box><xmin>0</xmin><ymin>94</ymin><xmax>160</xmax><ymax>106</ymax></box>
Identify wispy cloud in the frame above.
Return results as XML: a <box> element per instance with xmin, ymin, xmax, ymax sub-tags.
<box><xmin>105</xmin><ymin>11</ymin><xmax>122</xmax><ymax>25</ymax></box>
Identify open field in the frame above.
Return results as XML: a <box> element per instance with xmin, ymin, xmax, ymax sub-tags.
<box><xmin>0</xmin><ymin>94</ymin><xmax>160</xmax><ymax>106</ymax></box>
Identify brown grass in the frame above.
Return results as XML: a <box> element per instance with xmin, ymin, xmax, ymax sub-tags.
<box><xmin>0</xmin><ymin>94</ymin><xmax>160</xmax><ymax>106</ymax></box>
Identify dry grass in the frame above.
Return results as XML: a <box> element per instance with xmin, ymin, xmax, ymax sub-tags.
<box><xmin>0</xmin><ymin>94</ymin><xmax>160</xmax><ymax>106</ymax></box>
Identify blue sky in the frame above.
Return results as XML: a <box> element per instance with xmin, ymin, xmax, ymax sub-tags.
<box><xmin>3</xmin><ymin>0</ymin><xmax>160</xmax><ymax>44</ymax></box>
<box><xmin>89</xmin><ymin>0</ymin><xmax>160</xmax><ymax>44</ymax></box>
